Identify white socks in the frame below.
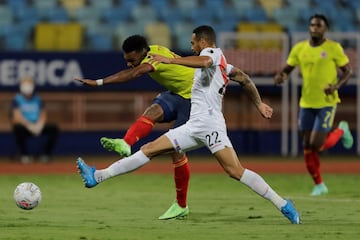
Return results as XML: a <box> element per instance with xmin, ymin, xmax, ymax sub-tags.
<box><xmin>94</xmin><ymin>150</ymin><xmax>150</xmax><ymax>183</ymax></box>
<box><xmin>240</xmin><ymin>169</ymin><xmax>286</xmax><ymax>210</ymax></box>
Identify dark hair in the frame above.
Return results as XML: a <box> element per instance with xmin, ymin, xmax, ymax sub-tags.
<box><xmin>193</xmin><ymin>25</ymin><xmax>216</xmax><ymax>44</ymax></box>
<box><xmin>309</xmin><ymin>14</ymin><xmax>329</xmax><ymax>28</ymax></box>
<box><xmin>122</xmin><ymin>35</ymin><xmax>150</xmax><ymax>53</ymax></box>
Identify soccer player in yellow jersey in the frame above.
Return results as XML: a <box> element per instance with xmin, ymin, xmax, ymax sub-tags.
<box><xmin>76</xmin><ymin>35</ymin><xmax>194</xmax><ymax>219</ymax></box>
<box><xmin>274</xmin><ymin>14</ymin><xmax>353</xmax><ymax>196</ymax></box>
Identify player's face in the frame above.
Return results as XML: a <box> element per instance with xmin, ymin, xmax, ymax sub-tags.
<box><xmin>190</xmin><ymin>33</ymin><xmax>201</xmax><ymax>55</ymax></box>
<box><xmin>124</xmin><ymin>50</ymin><xmax>147</xmax><ymax>68</ymax></box>
<box><xmin>309</xmin><ymin>18</ymin><xmax>327</xmax><ymax>38</ymax></box>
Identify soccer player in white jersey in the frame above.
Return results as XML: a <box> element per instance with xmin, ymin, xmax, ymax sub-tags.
<box><xmin>77</xmin><ymin>25</ymin><xmax>301</xmax><ymax>224</ymax></box>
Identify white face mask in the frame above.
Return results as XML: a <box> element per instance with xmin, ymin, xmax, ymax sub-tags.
<box><xmin>20</xmin><ymin>83</ymin><xmax>34</xmax><ymax>95</ymax></box>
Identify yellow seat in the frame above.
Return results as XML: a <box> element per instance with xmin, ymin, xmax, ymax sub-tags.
<box><xmin>34</xmin><ymin>23</ymin><xmax>83</xmax><ymax>51</ymax></box>
<box><xmin>145</xmin><ymin>21</ymin><xmax>171</xmax><ymax>48</ymax></box>
<box><xmin>237</xmin><ymin>22</ymin><xmax>283</xmax><ymax>50</ymax></box>
<box><xmin>258</xmin><ymin>23</ymin><xmax>283</xmax><ymax>49</ymax></box>
<box><xmin>236</xmin><ymin>23</ymin><xmax>259</xmax><ymax>49</ymax></box>
<box><xmin>59</xmin><ymin>0</ymin><xmax>85</xmax><ymax>17</ymax></box>
<box><xmin>259</xmin><ymin>0</ymin><xmax>283</xmax><ymax>17</ymax></box>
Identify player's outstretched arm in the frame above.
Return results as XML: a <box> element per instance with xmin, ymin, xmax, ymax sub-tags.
<box><xmin>150</xmin><ymin>53</ymin><xmax>212</xmax><ymax>68</ymax></box>
<box><xmin>229</xmin><ymin>67</ymin><xmax>273</xmax><ymax>119</ymax></box>
<box><xmin>74</xmin><ymin>64</ymin><xmax>153</xmax><ymax>87</ymax></box>
<box><xmin>274</xmin><ymin>65</ymin><xmax>294</xmax><ymax>85</ymax></box>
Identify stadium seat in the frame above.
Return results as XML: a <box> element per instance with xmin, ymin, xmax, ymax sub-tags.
<box><xmin>172</xmin><ymin>0</ymin><xmax>201</xmax><ymax>22</ymax></box>
<box><xmin>231</xmin><ymin>0</ymin><xmax>254</xmax><ymax>11</ymax></box>
<box><xmin>356</xmin><ymin>9</ymin><xmax>360</xmax><ymax>22</ymax></box>
<box><xmin>60</xmin><ymin>0</ymin><xmax>86</xmax><ymax>17</ymax></box>
<box><xmin>272</xmin><ymin>5</ymin><xmax>300</xmax><ymax>33</ymax></box>
<box><xmin>2</xmin><ymin>23</ymin><xmax>30</xmax><ymax>51</ymax></box>
<box><xmin>88</xmin><ymin>0</ymin><xmax>113</xmax><ymax>9</ymax></box>
<box><xmin>244</xmin><ymin>5</ymin><xmax>268</xmax><ymax>22</ymax></box>
<box><xmin>114</xmin><ymin>21</ymin><xmax>145</xmax><ymax>49</ymax></box>
<box><xmin>258</xmin><ymin>0</ymin><xmax>283</xmax><ymax>17</ymax></box>
<box><xmin>313</xmin><ymin>0</ymin><xmax>338</xmax><ymax>9</ymax></box>
<box><xmin>145</xmin><ymin>21</ymin><xmax>171</xmax><ymax>48</ymax></box>
<box><xmin>131</xmin><ymin>3</ymin><xmax>157</xmax><ymax>25</ymax></box>
<box><xmin>42</xmin><ymin>6</ymin><xmax>70</xmax><ymax>23</ymax></box>
<box><xmin>237</xmin><ymin>23</ymin><xmax>283</xmax><ymax>50</ymax></box>
<box><xmin>57</xmin><ymin>24</ymin><xmax>84</xmax><ymax>51</ymax></box>
<box><xmin>0</xmin><ymin>6</ymin><xmax>14</xmax><ymax>28</ymax></box>
<box><xmin>14</xmin><ymin>5</ymin><xmax>42</xmax><ymax>26</ymax></box>
<box><xmin>33</xmin><ymin>0</ymin><xmax>58</xmax><ymax>8</ymax></box>
<box><xmin>102</xmin><ymin>6</ymin><xmax>131</xmax><ymax>26</ymax></box>
<box><xmin>332</xmin><ymin>9</ymin><xmax>356</xmax><ymax>32</ymax></box>
<box><xmin>5</xmin><ymin>0</ymin><xmax>28</xmax><ymax>11</ymax></box>
<box><xmin>87</xmin><ymin>33</ymin><xmax>113</xmax><ymax>51</ymax></box>
<box><xmin>286</xmin><ymin>0</ymin><xmax>311</xmax><ymax>9</ymax></box>
<box><xmin>34</xmin><ymin>23</ymin><xmax>83</xmax><ymax>51</ymax></box>
<box><xmin>81</xmin><ymin>24</ymin><xmax>113</xmax><ymax>51</ymax></box>
<box><xmin>173</xmin><ymin>21</ymin><xmax>194</xmax><ymax>51</ymax></box>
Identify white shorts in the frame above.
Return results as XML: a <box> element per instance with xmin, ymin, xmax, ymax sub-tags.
<box><xmin>164</xmin><ymin>116</ymin><xmax>233</xmax><ymax>154</ymax></box>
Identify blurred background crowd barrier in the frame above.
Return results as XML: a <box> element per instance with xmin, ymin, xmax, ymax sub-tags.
<box><xmin>0</xmin><ymin>0</ymin><xmax>359</xmax><ymax>157</ymax></box>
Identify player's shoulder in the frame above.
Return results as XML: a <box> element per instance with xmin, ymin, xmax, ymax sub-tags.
<box><xmin>324</xmin><ymin>38</ymin><xmax>340</xmax><ymax>44</ymax></box>
<box><xmin>149</xmin><ymin>45</ymin><xmax>170</xmax><ymax>54</ymax></box>
<box><xmin>293</xmin><ymin>40</ymin><xmax>308</xmax><ymax>48</ymax></box>
<box><xmin>324</xmin><ymin>39</ymin><xmax>343</xmax><ymax>48</ymax></box>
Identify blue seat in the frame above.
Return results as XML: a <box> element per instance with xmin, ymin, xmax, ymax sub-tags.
<box><xmin>173</xmin><ymin>21</ymin><xmax>194</xmax><ymax>51</ymax></box>
<box><xmin>172</xmin><ymin>0</ymin><xmax>199</xmax><ymax>21</ymax></box>
<box><xmin>131</xmin><ymin>4</ymin><xmax>157</xmax><ymax>24</ymax></box>
<box><xmin>114</xmin><ymin>21</ymin><xmax>145</xmax><ymax>49</ymax></box>
<box><xmin>286</xmin><ymin>0</ymin><xmax>311</xmax><ymax>9</ymax></box>
<box><xmin>88</xmin><ymin>0</ymin><xmax>113</xmax><ymax>9</ymax></box>
<box><xmin>0</xmin><ymin>6</ymin><xmax>14</xmax><ymax>28</ymax></box>
<box><xmin>2</xmin><ymin>23</ymin><xmax>30</xmax><ymax>50</ymax></box>
<box><xmin>14</xmin><ymin>6</ymin><xmax>42</xmax><ymax>25</ymax></box>
<box><xmin>84</xmin><ymin>22</ymin><xmax>113</xmax><ymax>51</ymax></box>
<box><xmin>43</xmin><ymin>7</ymin><xmax>70</xmax><ymax>23</ymax></box>
<box><xmin>244</xmin><ymin>7</ymin><xmax>268</xmax><ymax>22</ymax></box>
<box><xmin>333</xmin><ymin>9</ymin><xmax>356</xmax><ymax>32</ymax></box>
<box><xmin>87</xmin><ymin>34</ymin><xmax>113</xmax><ymax>51</ymax></box>
<box><xmin>313</xmin><ymin>0</ymin><xmax>338</xmax><ymax>8</ymax></box>
<box><xmin>102</xmin><ymin>7</ymin><xmax>130</xmax><ymax>26</ymax></box>
<box><xmin>272</xmin><ymin>7</ymin><xmax>299</xmax><ymax>32</ymax></box>
<box><xmin>6</xmin><ymin>0</ymin><xmax>28</xmax><ymax>11</ymax></box>
<box><xmin>74</xmin><ymin>6</ymin><xmax>102</xmax><ymax>26</ymax></box>
<box><xmin>33</xmin><ymin>0</ymin><xmax>58</xmax><ymax>8</ymax></box>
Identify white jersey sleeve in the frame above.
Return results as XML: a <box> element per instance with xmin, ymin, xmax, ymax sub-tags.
<box><xmin>226</xmin><ymin>63</ymin><xmax>234</xmax><ymax>76</ymax></box>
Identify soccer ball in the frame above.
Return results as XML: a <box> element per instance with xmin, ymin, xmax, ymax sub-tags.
<box><xmin>13</xmin><ymin>182</ymin><xmax>42</xmax><ymax>210</ymax></box>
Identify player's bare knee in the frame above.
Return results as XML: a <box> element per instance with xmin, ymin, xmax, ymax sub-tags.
<box><xmin>140</xmin><ymin>142</ymin><xmax>157</xmax><ymax>158</ymax></box>
<box><xmin>225</xmin><ymin>167</ymin><xmax>242</xmax><ymax>180</ymax></box>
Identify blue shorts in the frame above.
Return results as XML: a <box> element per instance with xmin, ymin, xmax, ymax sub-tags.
<box><xmin>153</xmin><ymin>91</ymin><xmax>191</xmax><ymax>128</ymax></box>
<box><xmin>298</xmin><ymin>106</ymin><xmax>336</xmax><ymax>133</ymax></box>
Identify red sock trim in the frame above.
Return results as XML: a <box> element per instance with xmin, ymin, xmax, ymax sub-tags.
<box><xmin>124</xmin><ymin>115</ymin><xmax>155</xmax><ymax>146</ymax></box>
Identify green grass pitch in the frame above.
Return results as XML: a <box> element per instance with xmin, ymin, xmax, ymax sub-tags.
<box><xmin>1</xmin><ymin>173</ymin><xmax>360</xmax><ymax>240</ymax></box>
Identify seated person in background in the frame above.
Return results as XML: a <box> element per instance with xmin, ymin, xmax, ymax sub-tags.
<box><xmin>10</xmin><ymin>76</ymin><xmax>59</xmax><ymax>163</ymax></box>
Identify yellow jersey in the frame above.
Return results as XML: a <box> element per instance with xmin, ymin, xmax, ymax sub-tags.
<box><xmin>141</xmin><ymin>45</ymin><xmax>194</xmax><ymax>99</ymax></box>
<box><xmin>287</xmin><ymin>39</ymin><xmax>349</xmax><ymax>108</ymax></box>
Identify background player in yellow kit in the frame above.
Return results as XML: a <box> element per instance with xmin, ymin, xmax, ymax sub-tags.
<box><xmin>76</xmin><ymin>35</ymin><xmax>194</xmax><ymax>219</ymax></box>
<box><xmin>274</xmin><ymin>14</ymin><xmax>353</xmax><ymax>196</ymax></box>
